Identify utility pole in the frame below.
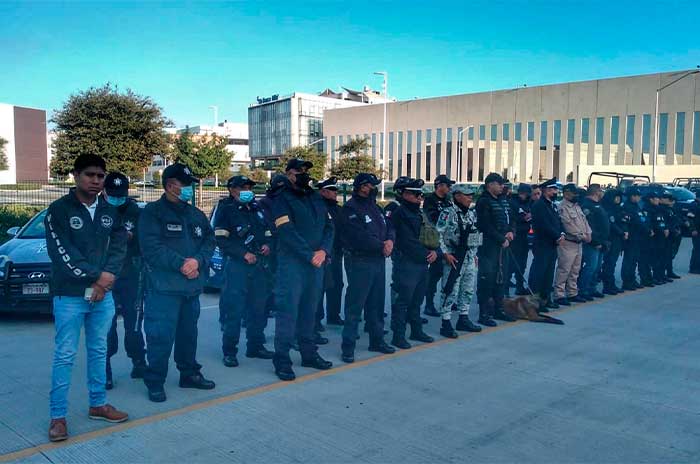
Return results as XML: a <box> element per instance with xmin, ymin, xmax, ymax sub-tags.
<box><xmin>374</xmin><ymin>71</ymin><xmax>388</xmax><ymax>200</ymax></box>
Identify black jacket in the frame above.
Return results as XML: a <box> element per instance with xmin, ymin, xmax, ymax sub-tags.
<box><xmin>45</xmin><ymin>189</ymin><xmax>127</xmax><ymax>297</ymax></box>
<box><xmin>476</xmin><ymin>192</ymin><xmax>513</xmax><ymax>248</ymax></box>
<box><xmin>644</xmin><ymin>203</ymin><xmax>668</xmax><ymax>238</ymax></box>
<box><xmin>341</xmin><ymin>194</ymin><xmax>395</xmax><ymax>258</ymax></box>
<box><xmin>115</xmin><ymin>198</ymin><xmax>143</xmax><ymax>277</ymax></box>
<box><xmin>423</xmin><ymin>192</ymin><xmax>452</xmax><ymax>225</ymax></box>
<box><xmin>272</xmin><ymin>187</ymin><xmax>334</xmax><ymax>264</ymax></box>
<box><xmin>213</xmin><ymin>197</ymin><xmax>271</xmax><ymax>264</ymax></box>
<box><xmin>393</xmin><ymin>200</ymin><xmax>437</xmax><ymax>265</ymax></box>
<box><xmin>601</xmin><ymin>190</ymin><xmax>627</xmax><ymax>242</ymax></box>
<box><xmin>661</xmin><ymin>204</ymin><xmax>682</xmax><ymax>238</ymax></box>
<box><xmin>581</xmin><ymin>197</ymin><xmax>610</xmax><ymax>247</ymax></box>
<box><xmin>622</xmin><ymin>200</ymin><xmax>650</xmax><ymax>242</ymax></box>
<box><xmin>323</xmin><ymin>198</ymin><xmax>344</xmax><ymax>255</ymax></box>
<box><xmin>531</xmin><ymin>197</ymin><xmax>564</xmax><ymax>246</ymax></box>
<box><xmin>510</xmin><ymin>196</ymin><xmax>533</xmax><ymax>240</ymax></box>
<box><xmin>138</xmin><ymin>194</ymin><xmax>216</xmax><ymax>296</ymax></box>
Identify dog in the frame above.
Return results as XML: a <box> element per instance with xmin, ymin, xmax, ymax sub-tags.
<box><xmin>503</xmin><ymin>295</ymin><xmax>564</xmax><ymax>325</ymax></box>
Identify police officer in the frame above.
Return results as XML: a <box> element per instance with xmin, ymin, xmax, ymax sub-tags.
<box><xmin>315</xmin><ymin>177</ymin><xmax>345</xmax><ymax>328</ymax></box>
<box><xmin>391</xmin><ymin>178</ymin><xmax>437</xmax><ymax>348</ymax></box>
<box><xmin>45</xmin><ymin>154</ymin><xmax>128</xmax><ymax>442</ymax></box>
<box><xmin>214</xmin><ymin>175</ymin><xmax>274</xmax><ymax>368</ymax></box>
<box><xmin>436</xmin><ymin>184</ymin><xmax>483</xmax><ymax>337</ymax></box>
<box><xmin>529</xmin><ymin>178</ymin><xmax>565</xmax><ymax>309</ymax></box>
<box><xmin>138</xmin><ymin>163</ymin><xmax>216</xmax><ymax>402</ymax></box>
<box><xmin>422</xmin><ymin>174</ymin><xmax>455</xmax><ymax>317</ymax></box>
<box><xmin>553</xmin><ymin>183</ymin><xmax>590</xmax><ymax>306</ymax></box>
<box><xmin>601</xmin><ymin>189</ymin><xmax>628</xmax><ymax>294</ymax></box>
<box><xmin>510</xmin><ymin>184</ymin><xmax>533</xmax><ymax>295</ymax></box>
<box><xmin>103</xmin><ymin>173</ymin><xmax>147</xmax><ymax>390</ymax></box>
<box><xmin>621</xmin><ymin>187</ymin><xmax>647</xmax><ymax>289</ymax></box>
<box><xmin>339</xmin><ymin>173</ymin><xmax>396</xmax><ymax>363</ymax></box>
<box><xmin>660</xmin><ymin>192</ymin><xmax>682</xmax><ymax>279</ymax></box>
<box><xmin>271</xmin><ymin>158</ymin><xmax>334</xmax><ymax>381</ymax></box>
<box><xmin>642</xmin><ymin>191</ymin><xmax>669</xmax><ymax>285</ymax></box>
<box><xmin>476</xmin><ymin>173</ymin><xmax>516</xmax><ymax>325</ymax></box>
<box><xmin>578</xmin><ymin>184</ymin><xmax>609</xmax><ymax>300</ymax></box>
<box><xmin>690</xmin><ymin>191</ymin><xmax>700</xmax><ymax>274</ymax></box>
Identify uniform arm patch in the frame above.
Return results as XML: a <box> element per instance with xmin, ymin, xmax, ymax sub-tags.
<box><xmin>214</xmin><ymin>229</ymin><xmax>230</xmax><ymax>237</ymax></box>
<box><xmin>275</xmin><ymin>215</ymin><xmax>290</xmax><ymax>227</ymax></box>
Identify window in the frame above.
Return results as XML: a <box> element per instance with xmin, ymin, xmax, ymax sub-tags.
<box><xmin>675</xmin><ymin>112</ymin><xmax>685</xmax><ymax>155</ymax></box>
<box><xmin>694</xmin><ymin>112</ymin><xmax>700</xmax><ymax>155</ymax></box>
<box><xmin>380</xmin><ymin>132</ymin><xmax>384</xmax><ymax>160</ymax></box>
<box><xmin>595</xmin><ymin>117</ymin><xmax>604</xmax><ymax>144</ymax></box>
<box><xmin>581</xmin><ymin>118</ymin><xmax>590</xmax><ymax>144</ymax></box>
<box><xmin>567</xmin><ymin>119</ymin><xmax>575</xmax><ymax>144</ymax></box>
<box><xmin>435</xmin><ymin>128</ymin><xmax>442</xmax><ymax>176</ymax></box>
<box><xmin>490</xmin><ymin>124</ymin><xmax>497</xmax><ymax>141</ymax></box>
<box><xmin>479</xmin><ymin>125</ymin><xmax>486</xmax><ymax>140</ymax></box>
<box><xmin>446</xmin><ymin>128</ymin><xmax>453</xmax><ymax>178</ymax></box>
<box><xmin>503</xmin><ymin>123</ymin><xmax>510</xmax><ymax>141</ymax></box>
<box><xmin>527</xmin><ymin>122</ymin><xmax>534</xmax><ymax>141</ymax></box>
<box><xmin>426</xmin><ymin>129</ymin><xmax>432</xmax><ymax>181</ymax></box>
<box><xmin>388</xmin><ymin>132</ymin><xmax>394</xmax><ymax>179</ymax></box>
<box><xmin>515</xmin><ymin>122</ymin><xmax>522</xmax><ymax>141</ymax></box>
<box><xmin>407</xmin><ymin>130</ymin><xmax>413</xmax><ymax>177</ymax></box>
<box><xmin>457</xmin><ymin>127</ymin><xmax>463</xmax><ymax>181</ymax></box>
<box><xmin>642</xmin><ymin>114</ymin><xmax>651</xmax><ymax>153</ymax></box>
<box><xmin>339</xmin><ymin>135</ymin><xmax>344</xmax><ymax>151</ymax></box>
<box><xmin>363</xmin><ymin>134</ymin><xmax>369</xmax><ymax>154</ymax></box>
<box><xmin>610</xmin><ymin>116</ymin><xmax>620</xmax><ymax>145</ymax></box>
<box><xmin>554</xmin><ymin>120</ymin><xmax>561</xmax><ymax>147</ymax></box>
<box><xmin>468</xmin><ymin>126</ymin><xmax>474</xmax><ymax>140</ymax></box>
<box><xmin>658</xmin><ymin>113</ymin><xmax>668</xmax><ymax>154</ymax></box>
<box><xmin>626</xmin><ymin>115</ymin><xmax>635</xmax><ymax>150</ymax></box>
<box><xmin>371</xmin><ymin>133</ymin><xmax>377</xmax><ymax>160</ymax></box>
<box><xmin>416</xmin><ymin>130</ymin><xmax>423</xmax><ymax>179</ymax></box>
<box><xmin>540</xmin><ymin>121</ymin><xmax>547</xmax><ymax>149</ymax></box>
<box><xmin>398</xmin><ymin>131</ymin><xmax>403</xmax><ymax>178</ymax></box>
<box><xmin>478</xmin><ymin>148</ymin><xmax>485</xmax><ymax>181</ymax></box>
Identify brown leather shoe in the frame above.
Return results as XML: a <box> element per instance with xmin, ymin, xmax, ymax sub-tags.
<box><xmin>88</xmin><ymin>404</ymin><xmax>129</xmax><ymax>423</ymax></box>
<box><xmin>48</xmin><ymin>418</ymin><xmax>68</xmax><ymax>442</ymax></box>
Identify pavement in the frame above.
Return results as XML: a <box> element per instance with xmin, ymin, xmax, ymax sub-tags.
<box><xmin>0</xmin><ymin>239</ymin><xmax>699</xmax><ymax>463</ymax></box>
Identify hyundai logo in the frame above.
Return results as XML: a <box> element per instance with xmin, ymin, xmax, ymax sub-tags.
<box><xmin>28</xmin><ymin>272</ymin><xmax>46</xmax><ymax>279</ymax></box>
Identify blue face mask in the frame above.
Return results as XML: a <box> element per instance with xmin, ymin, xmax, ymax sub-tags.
<box><xmin>178</xmin><ymin>185</ymin><xmax>194</xmax><ymax>202</ymax></box>
<box><xmin>106</xmin><ymin>195</ymin><xmax>126</xmax><ymax>207</ymax></box>
<box><xmin>239</xmin><ymin>190</ymin><xmax>254</xmax><ymax>203</ymax></box>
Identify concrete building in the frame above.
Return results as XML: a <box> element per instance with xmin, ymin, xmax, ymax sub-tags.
<box><xmin>323</xmin><ymin>70</ymin><xmax>700</xmax><ymax>184</ymax></box>
<box><xmin>248</xmin><ymin>88</ymin><xmax>391</xmax><ymax>163</ymax></box>
<box><xmin>0</xmin><ymin>103</ymin><xmax>48</xmax><ymax>184</ymax></box>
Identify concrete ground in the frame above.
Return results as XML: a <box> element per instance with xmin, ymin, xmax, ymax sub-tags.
<box><xmin>0</xmin><ymin>239</ymin><xmax>698</xmax><ymax>463</ymax></box>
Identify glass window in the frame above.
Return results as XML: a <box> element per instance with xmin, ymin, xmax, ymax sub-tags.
<box><xmin>596</xmin><ymin>117</ymin><xmax>604</xmax><ymax>144</ymax></box>
<box><xmin>426</xmin><ymin>129</ymin><xmax>432</xmax><ymax>181</ymax></box>
<box><xmin>338</xmin><ymin>135</ymin><xmax>343</xmax><ymax>156</ymax></box>
<box><xmin>515</xmin><ymin>122</ymin><xmax>522</xmax><ymax>141</ymax></box>
<box><xmin>398</xmin><ymin>131</ymin><xmax>403</xmax><ymax>177</ymax></box>
<box><xmin>581</xmin><ymin>118</ymin><xmax>590</xmax><ymax>144</ymax></box>
<box><xmin>567</xmin><ymin>119</ymin><xmax>575</xmax><ymax>144</ymax></box>
<box><xmin>435</xmin><ymin>128</ymin><xmax>442</xmax><ymax>176</ymax></box>
<box><xmin>490</xmin><ymin>124</ymin><xmax>497</xmax><ymax>141</ymax></box>
<box><xmin>388</xmin><ymin>132</ymin><xmax>394</xmax><ymax>179</ymax></box>
<box><xmin>693</xmin><ymin>112</ymin><xmax>700</xmax><ymax>155</ymax></box>
<box><xmin>416</xmin><ymin>130</ymin><xmax>423</xmax><ymax>179</ymax></box>
<box><xmin>363</xmin><ymin>134</ymin><xmax>369</xmax><ymax>154</ymax></box>
<box><xmin>527</xmin><ymin>122</ymin><xmax>535</xmax><ymax>141</ymax></box>
<box><xmin>468</xmin><ymin>126</ymin><xmax>474</xmax><ymax>140</ymax></box>
<box><xmin>642</xmin><ymin>114</ymin><xmax>651</xmax><ymax>153</ymax></box>
<box><xmin>446</xmin><ymin>128</ymin><xmax>453</xmax><ymax>178</ymax></box>
<box><xmin>407</xmin><ymin>130</ymin><xmax>413</xmax><ymax>177</ymax></box>
<box><xmin>457</xmin><ymin>127</ymin><xmax>463</xmax><ymax>181</ymax></box>
<box><xmin>540</xmin><ymin>121</ymin><xmax>547</xmax><ymax>148</ymax></box>
<box><xmin>371</xmin><ymin>133</ymin><xmax>377</xmax><ymax>160</ymax></box>
<box><xmin>553</xmin><ymin>120</ymin><xmax>561</xmax><ymax>146</ymax></box>
<box><xmin>626</xmin><ymin>115</ymin><xmax>635</xmax><ymax>150</ymax></box>
<box><xmin>503</xmin><ymin>123</ymin><xmax>510</xmax><ymax>141</ymax></box>
<box><xmin>479</xmin><ymin>125</ymin><xmax>486</xmax><ymax>140</ymax></box>
<box><xmin>675</xmin><ymin>112</ymin><xmax>685</xmax><ymax>155</ymax></box>
<box><xmin>658</xmin><ymin>113</ymin><xmax>668</xmax><ymax>154</ymax></box>
<box><xmin>330</xmin><ymin>136</ymin><xmax>336</xmax><ymax>163</ymax></box>
<box><xmin>380</xmin><ymin>132</ymin><xmax>384</xmax><ymax>159</ymax></box>
<box><xmin>610</xmin><ymin>116</ymin><xmax>620</xmax><ymax>145</ymax></box>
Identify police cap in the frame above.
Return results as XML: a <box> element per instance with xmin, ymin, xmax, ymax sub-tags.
<box><xmin>517</xmin><ymin>183</ymin><xmax>532</xmax><ymax>194</ymax></box>
<box><xmin>433</xmin><ymin>174</ymin><xmax>455</xmax><ymax>187</ymax></box>
<box><xmin>403</xmin><ymin>178</ymin><xmax>425</xmax><ymax>194</ymax></box>
<box><xmin>317</xmin><ymin>177</ymin><xmax>339</xmax><ymax>190</ymax></box>
<box><xmin>645</xmin><ymin>190</ymin><xmax>659</xmax><ymax>199</ymax></box>
<box><xmin>626</xmin><ymin>186</ymin><xmax>641</xmax><ymax>196</ymax></box>
<box><xmin>285</xmin><ymin>158</ymin><xmax>313</xmax><ymax>172</ymax></box>
<box><xmin>451</xmin><ymin>184</ymin><xmax>475</xmax><ymax>196</ymax></box>
<box><xmin>484</xmin><ymin>172</ymin><xmax>505</xmax><ymax>185</ymax></box>
<box><xmin>227</xmin><ymin>175</ymin><xmax>256</xmax><ymax>189</ymax></box>
<box><xmin>393</xmin><ymin>176</ymin><xmax>410</xmax><ymax>193</ymax></box>
<box><xmin>105</xmin><ymin>172</ymin><xmax>129</xmax><ymax>197</ymax></box>
<box><xmin>562</xmin><ymin>183</ymin><xmax>577</xmax><ymax>193</ymax></box>
<box><xmin>162</xmin><ymin>163</ymin><xmax>199</xmax><ymax>187</ymax></box>
<box><xmin>353</xmin><ymin>173</ymin><xmax>381</xmax><ymax>188</ymax></box>
<box><xmin>539</xmin><ymin>177</ymin><xmax>560</xmax><ymax>189</ymax></box>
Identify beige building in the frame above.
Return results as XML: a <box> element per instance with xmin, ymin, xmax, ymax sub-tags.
<box><xmin>323</xmin><ymin>70</ymin><xmax>700</xmax><ymax>184</ymax></box>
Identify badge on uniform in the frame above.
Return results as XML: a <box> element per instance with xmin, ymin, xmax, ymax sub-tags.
<box><xmin>100</xmin><ymin>215</ymin><xmax>113</xmax><ymax>229</ymax></box>
<box><xmin>610</xmin><ymin>216</ymin><xmax>615</xmax><ymax>223</ymax></box>
<box><xmin>364</xmin><ymin>215</ymin><xmax>372</xmax><ymax>223</ymax></box>
<box><xmin>167</xmin><ymin>223</ymin><xmax>183</xmax><ymax>232</ymax></box>
<box><xmin>69</xmin><ymin>216</ymin><xmax>83</xmax><ymax>230</ymax></box>
<box><xmin>125</xmin><ymin>220</ymin><xmax>134</xmax><ymax>231</ymax></box>
<box><xmin>194</xmin><ymin>225</ymin><xmax>203</xmax><ymax>237</ymax></box>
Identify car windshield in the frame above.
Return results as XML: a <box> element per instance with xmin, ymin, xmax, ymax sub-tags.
<box><xmin>672</xmin><ymin>188</ymin><xmax>695</xmax><ymax>202</ymax></box>
<box><xmin>18</xmin><ymin>210</ymin><xmax>47</xmax><ymax>239</ymax></box>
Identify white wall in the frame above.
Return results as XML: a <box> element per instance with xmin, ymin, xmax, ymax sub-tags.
<box><xmin>0</xmin><ymin>103</ymin><xmax>17</xmax><ymax>184</ymax></box>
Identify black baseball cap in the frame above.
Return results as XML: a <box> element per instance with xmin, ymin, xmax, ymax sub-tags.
<box><xmin>626</xmin><ymin>186</ymin><xmax>641</xmax><ymax>196</ymax></box>
<box><xmin>162</xmin><ymin>163</ymin><xmax>199</xmax><ymax>187</ymax></box>
<box><xmin>353</xmin><ymin>173</ymin><xmax>381</xmax><ymax>188</ymax></box>
<box><xmin>285</xmin><ymin>158</ymin><xmax>313</xmax><ymax>172</ymax></box>
<box><xmin>484</xmin><ymin>173</ymin><xmax>505</xmax><ymax>185</ymax></box>
<box><xmin>562</xmin><ymin>183</ymin><xmax>577</xmax><ymax>193</ymax></box>
<box><xmin>646</xmin><ymin>190</ymin><xmax>659</xmax><ymax>199</ymax></box>
<box><xmin>317</xmin><ymin>177</ymin><xmax>339</xmax><ymax>190</ymax></box>
<box><xmin>433</xmin><ymin>174</ymin><xmax>455</xmax><ymax>187</ymax></box>
<box><xmin>227</xmin><ymin>175</ymin><xmax>256</xmax><ymax>188</ymax></box>
<box><xmin>517</xmin><ymin>183</ymin><xmax>532</xmax><ymax>194</ymax></box>
<box><xmin>104</xmin><ymin>172</ymin><xmax>129</xmax><ymax>197</ymax></box>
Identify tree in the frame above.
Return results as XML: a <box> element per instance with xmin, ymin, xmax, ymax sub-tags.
<box><xmin>50</xmin><ymin>83</ymin><xmax>172</xmax><ymax>177</ymax></box>
<box><xmin>330</xmin><ymin>138</ymin><xmax>383</xmax><ymax>181</ymax></box>
<box><xmin>0</xmin><ymin>137</ymin><xmax>7</xmax><ymax>171</ymax></box>
<box><xmin>278</xmin><ymin>145</ymin><xmax>327</xmax><ymax>181</ymax></box>
<box><xmin>171</xmin><ymin>129</ymin><xmax>232</xmax><ymax>195</ymax></box>
<box><xmin>239</xmin><ymin>165</ymin><xmax>268</xmax><ymax>183</ymax></box>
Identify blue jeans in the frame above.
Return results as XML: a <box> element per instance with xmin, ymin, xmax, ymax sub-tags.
<box><xmin>578</xmin><ymin>245</ymin><xmax>602</xmax><ymax>296</ymax></box>
<box><xmin>50</xmin><ymin>293</ymin><xmax>115</xmax><ymax>419</ymax></box>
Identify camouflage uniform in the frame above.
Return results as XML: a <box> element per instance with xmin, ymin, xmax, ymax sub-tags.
<box><xmin>436</xmin><ymin>202</ymin><xmax>481</xmax><ymax>318</ymax></box>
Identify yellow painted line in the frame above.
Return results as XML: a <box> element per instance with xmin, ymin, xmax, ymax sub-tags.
<box><xmin>0</xmin><ymin>285</ymin><xmax>656</xmax><ymax>463</ymax></box>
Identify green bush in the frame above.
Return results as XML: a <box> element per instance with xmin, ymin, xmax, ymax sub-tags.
<box><xmin>0</xmin><ymin>205</ymin><xmax>43</xmax><ymax>244</ymax></box>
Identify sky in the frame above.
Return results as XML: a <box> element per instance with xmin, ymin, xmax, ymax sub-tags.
<box><xmin>1</xmin><ymin>0</ymin><xmax>699</xmax><ymax>128</ymax></box>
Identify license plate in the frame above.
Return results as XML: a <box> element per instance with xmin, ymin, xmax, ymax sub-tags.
<box><xmin>23</xmin><ymin>283</ymin><xmax>49</xmax><ymax>295</ymax></box>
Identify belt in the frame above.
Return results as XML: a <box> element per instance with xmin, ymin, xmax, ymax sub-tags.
<box><xmin>565</xmin><ymin>238</ymin><xmax>582</xmax><ymax>243</ymax></box>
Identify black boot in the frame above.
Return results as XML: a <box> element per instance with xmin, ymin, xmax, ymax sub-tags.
<box><xmin>368</xmin><ymin>340</ymin><xmax>396</xmax><ymax>354</ymax></box>
<box><xmin>439</xmin><ymin>319</ymin><xmax>458</xmax><ymax>339</ymax></box>
<box><xmin>275</xmin><ymin>364</ymin><xmax>296</xmax><ymax>381</ymax></box>
<box><xmin>455</xmin><ymin>315</ymin><xmax>482</xmax><ymax>332</ymax></box>
<box><xmin>130</xmin><ymin>360</ymin><xmax>147</xmax><ymax>379</ymax></box>
<box><xmin>223</xmin><ymin>354</ymin><xmax>239</xmax><ymax>367</ymax></box>
<box><xmin>493</xmin><ymin>310</ymin><xmax>516</xmax><ymax>322</ymax></box>
<box><xmin>477</xmin><ymin>301</ymin><xmax>497</xmax><ymax>327</ymax></box>
<box><xmin>555</xmin><ymin>297</ymin><xmax>571</xmax><ymax>306</ymax></box>
<box><xmin>301</xmin><ymin>353</ymin><xmax>333</xmax><ymax>370</ymax></box>
<box><xmin>391</xmin><ymin>333</ymin><xmax>412</xmax><ymax>350</ymax></box>
<box><xmin>423</xmin><ymin>304</ymin><xmax>440</xmax><ymax>317</ymax></box>
<box><xmin>313</xmin><ymin>333</ymin><xmax>329</xmax><ymax>345</ymax></box>
<box><xmin>179</xmin><ymin>374</ymin><xmax>216</xmax><ymax>390</ymax></box>
<box><xmin>246</xmin><ymin>346</ymin><xmax>274</xmax><ymax>359</ymax></box>
<box><xmin>326</xmin><ymin>316</ymin><xmax>344</xmax><ymax>326</ymax></box>
<box><xmin>409</xmin><ymin>326</ymin><xmax>434</xmax><ymax>343</ymax></box>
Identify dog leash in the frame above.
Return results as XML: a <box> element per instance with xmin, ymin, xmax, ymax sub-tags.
<box><xmin>505</xmin><ymin>246</ymin><xmax>536</xmax><ymax>297</ymax></box>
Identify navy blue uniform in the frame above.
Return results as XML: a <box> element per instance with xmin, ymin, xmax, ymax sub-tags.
<box><xmin>422</xmin><ymin>192</ymin><xmax>452</xmax><ymax>312</ymax></box>
<box><xmin>528</xmin><ymin>197</ymin><xmax>564</xmax><ymax>302</ymax></box>
<box><xmin>107</xmin><ymin>198</ymin><xmax>146</xmax><ymax>373</ymax></box>
<box><xmin>600</xmin><ymin>191</ymin><xmax>627</xmax><ymax>291</ymax></box>
<box><xmin>271</xmin><ymin>187</ymin><xmax>334</xmax><ymax>368</ymax></box>
<box><xmin>138</xmin><ymin>194</ymin><xmax>215</xmax><ymax>389</ymax></box>
<box><xmin>214</xmin><ymin>197</ymin><xmax>272</xmax><ymax>357</ymax></box>
<box><xmin>509</xmin><ymin>196</ymin><xmax>532</xmax><ymax>294</ymax></box>
<box><xmin>641</xmin><ymin>203</ymin><xmax>668</xmax><ymax>283</ymax></box>
<box><xmin>690</xmin><ymin>200</ymin><xmax>700</xmax><ymax>274</ymax></box>
<box><xmin>621</xmin><ymin>200</ymin><xmax>648</xmax><ymax>287</ymax></box>
<box><xmin>661</xmin><ymin>204</ymin><xmax>682</xmax><ymax>277</ymax></box>
<box><xmin>316</xmin><ymin>197</ymin><xmax>344</xmax><ymax>325</ymax></box>
<box><xmin>340</xmin><ymin>193</ymin><xmax>395</xmax><ymax>352</ymax></box>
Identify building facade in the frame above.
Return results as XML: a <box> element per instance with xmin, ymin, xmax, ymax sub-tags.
<box><xmin>323</xmin><ymin>70</ymin><xmax>700</xmax><ymax>184</ymax></box>
<box><xmin>0</xmin><ymin>103</ymin><xmax>48</xmax><ymax>184</ymax></box>
<box><xmin>248</xmin><ymin>88</ymin><xmax>389</xmax><ymax>162</ymax></box>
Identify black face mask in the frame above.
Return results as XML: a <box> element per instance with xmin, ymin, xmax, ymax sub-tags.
<box><xmin>571</xmin><ymin>196</ymin><xmax>579</xmax><ymax>203</ymax></box>
<box><xmin>294</xmin><ymin>173</ymin><xmax>312</xmax><ymax>190</ymax></box>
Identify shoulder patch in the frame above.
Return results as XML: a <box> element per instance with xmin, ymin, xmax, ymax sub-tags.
<box><xmin>100</xmin><ymin>215</ymin><xmax>113</xmax><ymax>229</ymax></box>
<box><xmin>275</xmin><ymin>215</ymin><xmax>290</xmax><ymax>227</ymax></box>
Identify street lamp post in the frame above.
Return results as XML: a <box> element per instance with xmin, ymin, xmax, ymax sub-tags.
<box><xmin>652</xmin><ymin>69</ymin><xmax>699</xmax><ymax>182</ymax></box>
<box><xmin>374</xmin><ymin>71</ymin><xmax>388</xmax><ymax>201</ymax></box>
